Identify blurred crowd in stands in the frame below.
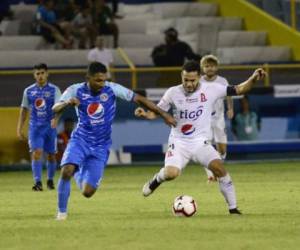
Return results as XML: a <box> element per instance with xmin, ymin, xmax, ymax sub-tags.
<box><xmin>0</xmin><ymin>0</ymin><xmax>120</xmax><ymax>48</ymax></box>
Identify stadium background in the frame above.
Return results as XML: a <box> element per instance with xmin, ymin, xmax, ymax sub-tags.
<box><xmin>0</xmin><ymin>0</ymin><xmax>299</xmax><ymax>167</ymax></box>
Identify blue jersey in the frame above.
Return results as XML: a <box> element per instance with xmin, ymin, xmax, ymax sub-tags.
<box><xmin>21</xmin><ymin>82</ymin><xmax>61</xmax><ymax>128</ymax></box>
<box><xmin>59</xmin><ymin>81</ymin><xmax>135</xmax><ymax>148</ymax></box>
<box><xmin>36</xmin><ymin>5</ymin><xmax>57</xmax><ymax>25</ymax></box>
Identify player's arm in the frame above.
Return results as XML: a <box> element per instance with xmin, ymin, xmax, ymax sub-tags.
<box><xmin>17</xmin><ymin>89</ymin><xmax>30</xmax><ymax>140</ymax></box>
<box><xmin>228</xmin><ymin>68</ymin><xmax>266</xmax><ymax>96</ymax></box>
<box><xmin>226</xmin><ymin>96</ymin><xmax>234</xmax><ymax>119</ymax></box>
<box><xmin>52</xmin><ymin>97</ymin><xmax>79</xmax><ymax>113</ymax></box>
<box><xmin>135</xmin><ymin>107</ymin><xmax>157</xmax><ymax>120</ymax></box>
<box><xmin>133</xmin><ymin>94</ymin><xmax>176</xmax><ymax>127</ymax></box>
<box><xmin>17</xmin><ymin>107</ymin><xmax>28</xmax><ymax>141</ymax></box>
<box><xmin>51</xmin><ymin>87</ymin><xmax>62</xmax><ymax>128</ymax></box>
<box><xmin>135</xmin><ymin>87</ymin><xmax>174</xmax><ymax>122</ymax></box>
<box><xmin>52</xmin><ymin>85</ymin><xmax>79</xmax><ymax>114</ymax></box>
<box><xmin>108</xmin><ymin>82</ymin><xmax>176</xmax><ymax>127</ymax></box>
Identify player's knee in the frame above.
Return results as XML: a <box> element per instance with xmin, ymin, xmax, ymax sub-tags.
<box><xmin>165</xmin><ymin>167</ymin><xmax>181</xmax><ymax>180</ymax></box>
<box><xmin>82</xmin><ymin>190</ymin><xmax>94</xmax><ymax>198</ymax></box>
<box><xmin>82</xmin><ymin>185</ymin><xmax>96</xmax><ymax>198</ymax></box>
<box><xmin>218</xmin><ymin>147</ymin><xmax>226</xmax><ymax>155</ymax></box>
<box><xmin>208</xmin><ymin>159</ymin><xmax>226</xmax><ymax>178</ymax></box>
<box><xmin>47</xmin><ymin>154</ymin><xmax>56</xmax><ymax>162</ymax></box>
<box><xmin>61</xmin><ymin>165</ymin><xmax>75</xmax><ymax>180</ymax></box>
<box><xmin>32</xmin><ymin>150</ymin><xmax>43</xmax><ymax>160</ymax></box>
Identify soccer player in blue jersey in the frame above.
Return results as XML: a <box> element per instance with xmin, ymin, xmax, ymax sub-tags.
<box><xmin>17</xmin><ymin>63</ymin><xmax>61</xmax><ymax>191</ymax></box>
<box><xmin>52</xmin><ymin>62</ymin><xmax>176</xmax><ymax>220</ymax></box>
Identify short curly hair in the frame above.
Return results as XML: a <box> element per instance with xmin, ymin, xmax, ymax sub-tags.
<box><xmin>200</xmin><ymin>55</ymin><xmax>219</xmax><ymax>67</ymax></box>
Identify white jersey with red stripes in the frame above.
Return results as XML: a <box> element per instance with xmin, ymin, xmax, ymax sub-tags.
<box><xmin>157</xmin><ymin>82</ymin><xmax>227</xmax><ymax>141</ymax></box>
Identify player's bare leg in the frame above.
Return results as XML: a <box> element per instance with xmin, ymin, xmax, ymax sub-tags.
<box><xmin>204</xmin><ymin>168</ymin><xmax>217</xmax><ymax>183</ymax></box>
<box><xmin>46</xmin><ymin>153</ymin><xmax>57</xmax><ymax>190</ymax></box>
<box><xmin>31</xmin><ymin>149</ymin><xmax>43</xmax><ymax>191</ymax></box>
<box><xmin>216</xmin><ymin>143</ymin><xmax>227</xmax><ymax>160</ymax></box>
<box><xmin>208</xmin><ymin>159</ymin><xmax>241</xmax><ymax>215</ymax></box>
<box><xmin>56</xmin><ymin>164</ymin><xmax>76</xmax><ymax>220</ymax></box>
<box><xmin>143</xmin><ymin>166</ymin><xmax>180</xmax><ymax>197</ymax></box>
<box><xmin>205</xmin><ymin>143</ymin><xmax>227</xmax><ymax>182</ymax></box>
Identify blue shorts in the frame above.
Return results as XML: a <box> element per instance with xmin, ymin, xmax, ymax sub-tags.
<box><xmin>28</xmin><ymin>125</ymin><xmax>57</xmax><ymax>154</ymax></box>
<box><xmin>60</xmin><ymin>137</ymin><xmax>110</xmax><ymax>189</ymax></box>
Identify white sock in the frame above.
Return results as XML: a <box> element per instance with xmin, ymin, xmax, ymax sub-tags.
<box><xmin>156</xmin><ymin>168</ymin><xmax>166</xmax><ymax>183</ymax></box>
<box><xmin>218</xmin><ymin>174</ymin><xmax>237</xmax><ymax>209</ymax></box>
<box><xmin>204</xmin><ymin>168</ymin><xmax>214</xmax><ymax>178</ymax></box>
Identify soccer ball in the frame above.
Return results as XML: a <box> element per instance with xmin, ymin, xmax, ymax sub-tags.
<box><xmin>172</xmin><ymin>195</ymin><xmax>197</xmax><ymax>217</ymax></box>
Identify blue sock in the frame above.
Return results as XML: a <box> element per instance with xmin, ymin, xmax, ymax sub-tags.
<box><xmin>46</xmin><ymin>161</ymin><xmax>56</xmax><ymax>180</ymax></box>
<box><xmin>57</xmin><ymin>178</ymin><xmax>70</xmax><ymax>213</ymax></box>
<box><xmin>74</xmin><ymin>171</ymin><xmax>83</xmax><ymax>190</ymax></box>
<box><xmin>32</xmin><ymin>160</ymin><xmax>42</xmax><ymax>183</ymax></box>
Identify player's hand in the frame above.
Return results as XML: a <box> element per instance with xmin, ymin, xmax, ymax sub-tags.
<box><xmin>17</xmin><ymin>131</ymin><xmax>26</xmax><ymax>141</ymax></box>
<box><xmin>51</xmin><ymin>118</ymin><xmax>58</xmax><ymax>129</ymax></box>
<box><xmin>227</xmin><ymin>109</ymin><xmax>234</xmax><ymax>119</ymax></box>
<box><xmin>68</xmin><ymin>98</ymin><xmax>80</xmax><ymax>106</ymax></box>
<box><xmin>162</xmin><ymin>113</ymin><xmax>177</xmax><ymax>127</ymax></box>
<box><xmin>134</xmin><ymin>107</ymin><xmax>146</xmax><ymax>118</ymax></box>
<box><xmin>252</xmin><ymin>68</ymin><xmax>266</xmax><ymax>81</ymax></box>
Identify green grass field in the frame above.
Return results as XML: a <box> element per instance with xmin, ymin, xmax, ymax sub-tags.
<box><xmin>0</xmin><ymin>162</ymin><xmax>299</xmax><ymax>250</ymax></box>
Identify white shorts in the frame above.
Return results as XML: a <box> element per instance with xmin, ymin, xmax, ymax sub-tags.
<box><xmin>164</xmin><ymin>137</ymin><xmax>221</xmax><ymax>170</ymax></box>
<box><xmin>211</xmin><ymin>115</ymin><xmax>227</xmax><ymax>144</ymax></box>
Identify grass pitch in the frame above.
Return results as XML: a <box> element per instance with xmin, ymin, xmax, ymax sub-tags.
<box><xmin>0</xmin><ymin>162</ymin><xmax>299</xmax><ymax>250</ymax></box>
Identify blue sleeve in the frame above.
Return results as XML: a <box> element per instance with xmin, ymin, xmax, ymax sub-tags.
<box><xmin>59</xmin><ymin>84</ymin><xmax>78</xmax><ymax>102</ymax></box>
<box><xmin>106</xmin><ymin>81</ymin><xmax>135</xmax><ymax>102</ymax></box>
<box><xmin>21</xmin><ymin>88</ymin><xmax>29</xmax><ymax>108</ymax></box>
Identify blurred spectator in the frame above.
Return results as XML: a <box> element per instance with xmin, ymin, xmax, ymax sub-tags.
<box><xmin>93</xmin><ymin>0</ymin><xmax>119</xmax><ymax>48</ymax></box>
<box><xmin>35</xmin><ymin>0</ymin><xmax>73</xmax><ymax>49</ymax></box>
<box><xmin>74</xmin><ymin>0</ymin><xmax>93</xmax><ymax>9</ymax></box>
<box><xmin>87</xmin><ymin>36</ymin><xmax>114</xmax><ymax>79</ymax></box>
<box><xmin>0</xmin><ymin>0</ymin><xmax>13</xmax><ymax>24</ymax></box>
<box><xmin>231</xmin><ymin>96</ymin><xmax>261</xmax><ymax>141</ymax></box>
<box><xmin>56</xmin><ymin>118</ymin><xmax>75</xmax><ymax>163</ymax></box>
<box><xmin>54</xmin><ymin>0</ymin><xmax>78</xmax><ymax>22</ymax></box>
<box><xmin>72</xmin><ymin>6</ymin><xmax>97</xmax><ymax>49</ymax></box>
<box><xmin>107</xmin><ymin>0</ymin><xmax>122</xmax><ymax>18</ymax></box>
<box><xmin>151</xmin><ymin>27</ymin><xmax>201</xmax><ymax>66</ymax></box>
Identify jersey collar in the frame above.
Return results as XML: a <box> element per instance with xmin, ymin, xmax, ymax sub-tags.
<box><xmin>35</xmin><ymin>82</ymin><xmax>49</xmax><ymax>89</ymax></box>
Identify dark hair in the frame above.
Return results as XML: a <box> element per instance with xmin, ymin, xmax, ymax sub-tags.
<box><xmin>182</xmin><ymin>60</ymin><xmax>200</xmax><ymax>74</ymax></box>
<box><xmin>33</xmin><ymin>63</ymin><xmax>48</xmax><ymax>71</ymax></box>
<box><xmin>87</xmin><ymin>62</ymin><xmax>107</xmax><ymax>76</ymax></box>
<box><xmin>164</xmin><ymin>27</ymin><xmax>178</xmax><ymax>39</ymax></box>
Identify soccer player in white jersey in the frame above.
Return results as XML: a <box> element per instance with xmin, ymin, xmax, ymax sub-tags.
<box><xmin>200</xmin><ymin>55</ymin><xmax>233</xmax><ymax>181</ymax></box>
<box><xmin>201</xmin><ymin>55</ymin><xmax>233</xmax><ymax>160</ymax></box>
<box><xmin>135</xmin><ymin>61</ymin><xmax>265</xmax><ymax>215</ymax></box>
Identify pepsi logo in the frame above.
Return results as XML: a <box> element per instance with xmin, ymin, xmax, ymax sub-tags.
<box><xmin>35</xmin><ymin>98</ymin><xmax>46</xmax><ymax>110</ymax></box>
<box><xmin>181</xmin><ymin>124</ymin><xmax>196</xmax><ymax>135</ymax></box>
<box><xmin>87</xmin><ymin>102</ymin><xmax>104</xmax><ymax>119</ymax></box>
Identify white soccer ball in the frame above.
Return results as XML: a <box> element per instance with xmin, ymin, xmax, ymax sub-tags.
<box><xmin>172</xmin><ymin>195</ymin><xmax>197</xmax><ymax>217</ymax></box>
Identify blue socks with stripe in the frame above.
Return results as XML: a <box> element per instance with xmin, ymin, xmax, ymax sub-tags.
<box><xmin>32</xmin><ymin>160</ymin><xmax>42</xmax><ymax>183</ymax></box>
<box><xmin>46</xmin><ymin>161</ymin><xmax>56</xmax><ymax>180</ymax></box>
